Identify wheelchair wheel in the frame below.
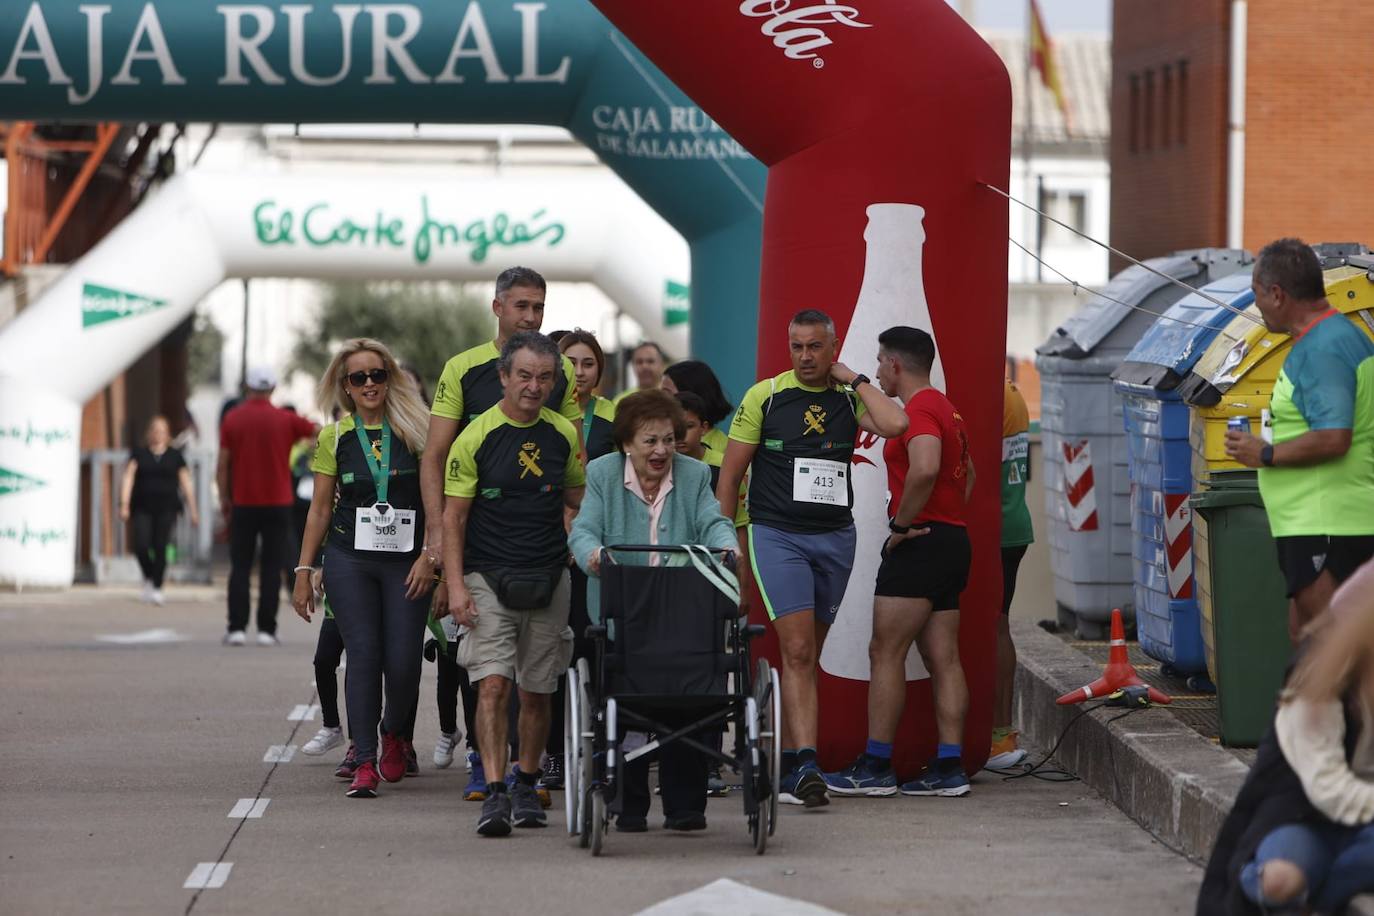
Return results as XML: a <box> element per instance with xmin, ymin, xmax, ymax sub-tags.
<box><xmin>750</xmin><ymin>796</ymin><xmax>769</xmax><ymax>855</ymax></box>
<box><xmin>759</xmin><ymin>663</ymin><xmax>781</xmax><ymax>835</ymax></box>
<box><xmin>564</xmin><ymin>666</ymin><xmax>580</xmax><ymax>837</ymax></box>
<box><xmin>589</xmin><ymin>787</ymin><xmax>607</xmax><ymax>857</ymax></box>
<box><xmin>575</xmin><ymin>658</ymin><xmax>594</xmax><ymax>848</ymax></box>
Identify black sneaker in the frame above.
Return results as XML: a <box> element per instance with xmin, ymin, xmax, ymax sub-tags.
<box><xmin>664</xmin><ymin>812</ymin><xmax>707</xmax><ymax>831</ymax></box>
<box><xmin>542</xmin><ymin>754</ymin><xmax>565</xmax><ymax>790</ymax></box>
<box><xmin>616</xmin><ymin>815</ymin><xmax>648</xmax><ymax>833</ymax></box>
<box><xmin>477</xmin><ymin>790</ymin><xmax>512</xmax><ymax>837</ymax></box>
<box><xmin>510</xmin><ymin>782</ymin><xmax>548</xmax><ymax>828</ymax></box>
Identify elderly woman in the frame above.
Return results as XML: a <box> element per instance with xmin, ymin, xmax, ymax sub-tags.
<box><xmin>569</xmin><ymin>389</ymin><xmax>737</xmax><ymax>833</ymax></box>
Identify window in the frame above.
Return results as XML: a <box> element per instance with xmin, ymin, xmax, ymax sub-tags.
<box><xmin>1041</xmin><ymin>190</ymin><xmax>1088</xmax><ymax>246</ymax></box>
<box><xmin>1129</xmin><ymin>74</ymin><xmax>1140</xmax><ymax>153</ymax></box>
<box><xmin>1177</xmin><ymin>59</ymin><xmax>1189</xmax><ymax>146</ymax></box>
<box><xmin>1143</xmin><ymin>69</ymin><xmax>1155</xmax><ymax>151</ymax></box>
<box><xmin>1161</xmin><ymin>65</ymin><xmax>1173</xmax><ymax>148</ymax></box>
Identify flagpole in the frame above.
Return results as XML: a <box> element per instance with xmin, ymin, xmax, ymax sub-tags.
<box><xmin>1026</xmin><ymin>0</ymin><xmax>1041</xmax><ymax>282</ymax></box>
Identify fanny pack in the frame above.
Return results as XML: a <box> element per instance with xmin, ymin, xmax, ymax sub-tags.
<box><xmin>480</xmin><ymin>565</ymin><xmax>564</xmax><ymax>610</ymax></box>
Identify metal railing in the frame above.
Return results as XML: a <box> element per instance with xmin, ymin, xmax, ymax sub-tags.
<box><xmin>78</xmin><ymin>449</ymin><xmax>216</xmax><ymax>584</ymax></box>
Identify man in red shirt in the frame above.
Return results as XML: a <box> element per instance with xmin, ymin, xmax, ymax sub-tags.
<box><xmin>218</xmin><ymin>367</ymin><xmax>317</xmax><ymax>646</ymax></box>
<box><xmin>824</xmin><ymin>326</ymin><xmax>975</xmax><ymax>799</ymax></box>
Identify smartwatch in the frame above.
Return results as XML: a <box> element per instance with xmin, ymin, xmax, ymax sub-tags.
<box><xmin>851</xmin><ymin>373</ymin><xmax>870</xmax><ymax>390</ymax></box>
<box><xmin>1260</xmin><ymin>444</ymin><xmax>1276</xmax><ymax>467</ymax></box>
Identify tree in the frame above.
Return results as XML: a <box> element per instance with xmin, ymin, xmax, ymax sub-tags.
<box><xmin>292</xmin><ymin>281</ymin><xmax>493</xmax><ymax>395</ymax></box>
<box><xmin>188</xmin><ymin>311</ymin><xmax>224</xmax><ymax>389</ymax></box>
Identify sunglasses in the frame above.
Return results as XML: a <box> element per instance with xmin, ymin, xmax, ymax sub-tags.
<box><xmin>347</xmin><ymin>369</ymin><xmax>389</xmax><ymax>387</ymax></box>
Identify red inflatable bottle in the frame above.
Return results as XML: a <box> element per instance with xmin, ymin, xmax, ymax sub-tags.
<box><xmin>592</xmin><ymin>0</ymin><xmax>1012</xmax><ymax>777</ymax></box>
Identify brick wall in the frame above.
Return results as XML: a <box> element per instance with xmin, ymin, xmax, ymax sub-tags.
<box><xmin>1242</xmin><ymin>2</ymin><xmax>1374</xmax><ymax>251</ymax></box>
<box><xmin>1109</xmin><ymin>0</ymin><xmax>1231</xmax><ymax>272</ymax></box>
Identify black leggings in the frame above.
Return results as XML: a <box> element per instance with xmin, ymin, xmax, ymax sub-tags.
<box><xmin>131</xmin><ymin>509</ymin><xmax>177</xmax><ymax>588</ymax></box>
<box><xmin>313</xmin><ymin>616</ymin><xmax>347</xmax><ymax>732</ymax></box>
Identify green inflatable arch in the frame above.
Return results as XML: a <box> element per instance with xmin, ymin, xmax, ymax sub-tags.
<box><xmin>0</xmin><ymin>0</ymin><xmax>766</xmax><ymax>397</ymax></box>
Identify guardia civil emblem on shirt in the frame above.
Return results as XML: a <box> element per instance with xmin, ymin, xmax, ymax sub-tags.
<box><xmin>803</xmin><ymin>405</ymin><xmax>827</xmax><ymax>436</ymax></box>
<box><xmin>517</xmin><ymin>442</ymin><xmax>543</xmax><ymax>479</ymax></box>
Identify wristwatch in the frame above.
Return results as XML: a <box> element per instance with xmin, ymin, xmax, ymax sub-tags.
<box><xmin>851</xmin><ymin>373</ymin><xmax>871</xmax><ymax>389</ymax></box>
<box><xmin>889</xmin><ymin>518</ymin><xmax>911</xmax><ymax>534</ymax></box>
<box><xmin>1260</xmin><ymin>444</ymin><xmax>1276</xmax><ymax>467</ymax></box>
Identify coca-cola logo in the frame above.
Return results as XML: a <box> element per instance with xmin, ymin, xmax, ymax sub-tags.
<box><xmin>738</xmin><ymin>1</ymin><xmax>872</xmax><ymax>68</ymax></box>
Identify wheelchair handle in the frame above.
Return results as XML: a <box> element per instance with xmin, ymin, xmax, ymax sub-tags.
<box><xmin>602</xmin><ymin>544</ymin><xmax>734</xmax><ymax>561</ymax></box>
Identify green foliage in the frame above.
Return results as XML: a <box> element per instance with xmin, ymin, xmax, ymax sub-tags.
<box><xmin>292</xmin><ymin>281</ymin><xmax>493</xmax><ymax>393</ymax></box>
<box><xmin>188</xmin><ymin>312</ymin><xmax>224</xmax><ymax>389</ymax></box>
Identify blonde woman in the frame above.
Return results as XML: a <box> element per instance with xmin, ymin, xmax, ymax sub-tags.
<box><xmin>1200</xmin><ymin>559</ymin><xmax>1374</xmax><ymax>913</ymax></box>
<box><xmin>291</xmin><ymin>339</ymin><xmax>436</xmax><ymax>799</ymax></box>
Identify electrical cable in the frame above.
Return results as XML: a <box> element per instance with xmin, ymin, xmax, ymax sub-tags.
<box><xmin>992</xmin><ymin>701</ymin><xmax>1150</xmax><ymax>787</ymax></box>
<box><xmin>983</xmin><ymin>181</ymin><xmax>1265</xmax><ymax>327</ymax></box>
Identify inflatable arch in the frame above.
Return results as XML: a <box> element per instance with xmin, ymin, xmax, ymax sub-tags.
<box><xmin>0</xmin><ymin>0</ymin><xmax>1011</xmax><ymax>774</ymax></box>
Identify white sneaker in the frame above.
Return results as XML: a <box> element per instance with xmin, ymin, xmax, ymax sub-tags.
<box><xmin>434</xmin><ymin>731</ymin><xmax>458</xmax><ymax>769</ymax></box>
<box><xmin>302</xmin><ymin>726</ymin><xmax>344</xmax><ymax>756</ymax></box>
<box><xmin>140</xmin><ymin>581</ymin><xmax>155</xmax><ymax>603</ymax></box>
<box><xmin>223</xmin><ymin>630</ymin><xmax>247</xmax><ymax>646</ymax></box>
<box><xmin>256</xmin><ymin>632</ymin><xmax>280</xmax><ymax>647</ymax></box>
<box><xmin>151</xmin><ymin>588</ymin><xmax>165</xmax><ymax>606</ymax></box>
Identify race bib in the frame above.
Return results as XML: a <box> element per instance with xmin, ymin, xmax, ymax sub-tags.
<box><xmin>354</xmin><ymin>505</ymin><xmax>416</xmax><ymax>553</ymax></box>
<box><xmin>792</xmin><ymin>457</ymin><xmax>849</xmax><ymax>506</ymax></box>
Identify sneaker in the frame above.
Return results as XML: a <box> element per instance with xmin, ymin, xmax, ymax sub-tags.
<box><xmin>151</xmin><ymin>588</ymin><xmax>165</xmax><ymax>606</ymax></box>
<box><xmin>140</xmin><ymin>581</ymin><xmax>155</xmax><ymax>603</ymax></box>
<box><xmin>707</xmin><ymin>765</ymin><xmax>730</xmax><ymax>797</ymax></box>
<box><xmin>378</xmin><ymin>734</ymin><xmax>406</xmax><ymax>783</ymax></box>
<box><xmin>465</xmin><ymin>748</ymin><xmax>474</xmax><ymax>772</ymax></box>
<box><xmin>987</xmin><ymin>731</ymin><xmax>1028</xmax><ymax>770</ymax></box>
<box><xmin>256</xmin><ymin>632</ymin><xmax>279</xmax><ymax>647</ymax></box>
<box><xmin>664</xmin><ymin>812</ymin><xmax>707</xmax><ymax>831</ymax></box>
<box><xmin>541</xmin><ymin>754</ymin><xmax>564</xmax><ymax>790</ymax></box>
<box><xmin>223</xmin><ymin>630</ymin><xmax>247</xmax><ymax>647</ymax></box>
<box><xmin>900</xmin><ymin>762</ymin><xmax>971</xmax><ymax>797</ymax></box>
<box><xmin>433</xmin><ymin>732</ymin><xmax>458</xmax><ymax>769</ymax></box>
<box><xmin>335</xmin><ymin>743</ymin><xmax>359</xmax><ymax>779</ymax></box>
<box><xmin>510</xmin><ymin>782</ymin><xmax>548</xmax><ymax>828</ymax></box>
<box><xmin>464</xmin><ymin>753</ymin><xmax>487</xmax><ymax>801</ymax></box>
<box><xmin>823</xmin><ymin>757</ymin><xmax>898</xmax><ymax>797</ymax></box>
<box><xmin>477</xmin><ymin>790</ymin><xmax>513</xmax><ymax>837</ymax></box>
<box><xmin>506</xmin><ymin>768</ymin><xmax>552</xmax><ymax>808</ymax></box>
<box><xmin>778</xmin><ymin>761</ymin><xmax>830</xmax><ymax>808</ymax></box>
<box><xmin>616</xmin><ymin>814</ymin><xmax>648</xmax><ymax>833</ymax></box>
<box><xmin>346</xmin><ymin>760</ymin><xmax>380</xmax><ymax>798</ymax></box>
<box><xmin>302</xmin><ymin>726</ymin><xmax>344</xmax><ymax>757</ymax></box>
<box><xmin>404</xmin><ymin>741</ymin><xmax>419</xmax><ymax>777</ymax></box>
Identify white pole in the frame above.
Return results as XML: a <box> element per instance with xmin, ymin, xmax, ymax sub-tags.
<box><xmin>1226</xmin><ymin>1</ymin><xmax>1247</xmax><ymax>249</ymax></box>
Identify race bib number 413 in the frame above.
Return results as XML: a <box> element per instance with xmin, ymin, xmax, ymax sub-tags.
<box><xmin>793</xmin><ymin>457</ymin><xmax>849</xmax><ymax>506</ymax></box>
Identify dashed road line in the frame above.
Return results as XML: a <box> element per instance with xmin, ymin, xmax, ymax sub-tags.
<box><xmin>287</xmin><ymin>704</ymin><xmax>320</xmax><ymax>721</ymax></box>
<box><xmin>262</xmin><ymin>745</ymin><xmax>297</xmax><ymax>763</ymax></box>
<box><xmin>183</xmin><ymin>863</ymin><xmax>233</xmax><ymax>890</ymax></box>
<box><xmin>227</xmin><ymin>799</ymin><xmax>270</xmax><ymax>819</ymax></box>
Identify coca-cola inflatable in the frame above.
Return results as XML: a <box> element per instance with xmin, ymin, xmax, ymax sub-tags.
<box><xmin>592</xmin><ymin>0</ymin><xmax>1012</xmax><ymax>775</ymax></box>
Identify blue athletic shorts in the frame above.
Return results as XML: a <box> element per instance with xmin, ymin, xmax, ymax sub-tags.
<box><xmin>747</xmin><ymin>523</ymin><xmax>857</xmax><ymax>625</ymax></box>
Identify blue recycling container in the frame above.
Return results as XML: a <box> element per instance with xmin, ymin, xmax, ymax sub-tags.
<box><xmin>1111</xmin><ymin>270</ymin><xmax>1255</xmax><ymax>677</ymax></box>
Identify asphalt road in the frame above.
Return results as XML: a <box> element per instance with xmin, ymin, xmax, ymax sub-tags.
<box><xmin>0</xmin><ymin>585</ymin><xmax>1202</xmax><ymax>915</ymax></box>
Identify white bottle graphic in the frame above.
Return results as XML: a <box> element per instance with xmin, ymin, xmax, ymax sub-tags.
<box><xmin>819</xmin><ymin>203</ymin><xmax>943</xmax><ymax>682</ymax></box>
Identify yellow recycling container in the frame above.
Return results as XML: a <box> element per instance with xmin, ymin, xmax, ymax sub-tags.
<box><xmin>1178</xmin><ymin>264</ymin><xmax>1374</xmax><ymax>487</ymax></box>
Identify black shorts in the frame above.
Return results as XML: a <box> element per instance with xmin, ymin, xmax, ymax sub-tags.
<box><xmin>1274</xmin><ymin>534</ymin><xmax>1374</xmax><ymax>598</ymax></box>
<box><xmin>1001</xmin><ymin>544</ymin><xmax>1029</xmax><ymax>615</ymax></box>
<box><xmin>874</xmin><ymin>522</ymin><xmax>971</xmax><ymax>610</ymax></box>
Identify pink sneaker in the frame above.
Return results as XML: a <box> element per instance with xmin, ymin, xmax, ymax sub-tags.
<box><xmin>378</xmin><ymin>734</ymin><xmax>406</xmax><ymax>784</ymax></box>
<box><xmin>347</xmin><ymin>760</ymin><xmax>380</xmax><ymax>798</ymax></box>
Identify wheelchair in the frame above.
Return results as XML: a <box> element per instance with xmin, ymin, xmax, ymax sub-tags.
<box><xmin>564</xmin><ymin>545</ymin><xmax>781</xmax><ymax>856</ymax></box>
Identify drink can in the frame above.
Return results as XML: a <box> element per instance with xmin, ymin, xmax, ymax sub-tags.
<box><xmin>1228</xmin><ymin>416</ymin><xmax>1250</xmax><ymax>435</ymax></box>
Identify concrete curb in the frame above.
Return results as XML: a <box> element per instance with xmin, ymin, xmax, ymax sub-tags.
<box><xmin>1010</xmin><ymin>621</ymin><xmax>1251</xmax><ymax>864</ymax></box>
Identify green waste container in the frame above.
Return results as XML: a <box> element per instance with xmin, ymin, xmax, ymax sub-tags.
<box><xmin>1190</xmin><ymin>480</ymin><xmax>1290</xmax><ymax>746</ymax></box>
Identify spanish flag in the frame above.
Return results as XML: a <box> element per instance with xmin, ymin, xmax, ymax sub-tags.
<box><xmin>1029</xmin><ymin>0</ymin><xmax>1072</xmax><ymax>132</ymax></box>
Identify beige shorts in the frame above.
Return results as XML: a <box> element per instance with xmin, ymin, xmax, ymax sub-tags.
<box><xmin>456</xmin><ymin>570</ymin><xmax>573</xmax><ymax>695</ymax></box>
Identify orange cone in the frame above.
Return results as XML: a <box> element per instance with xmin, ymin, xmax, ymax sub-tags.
<box><xmin>1056</xmin><ymin>609</ymin><xmax>1172</xmax><ymax>706</ymax></box>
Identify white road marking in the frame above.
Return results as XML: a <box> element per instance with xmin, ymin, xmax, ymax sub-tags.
<box><xmin>183</xmin><ymin>862</ymin><xmax>233</xmax><ymax>889</ymax></box>
<box><xmin>635</xmin><ymin>879</ymin><xmax>845</xmax><ymax>915</ymax></box>
<box><xmin>287</xmin><ymin>704</ymin><xmax>320</xmax><ymax>721</ymax></box>
<box><xmin>227</xmin><ymin>798</ymin><xmax>270</xmax><ymax>819</ymax></box>
<box><xmin>263</xmin><ymin>745</ymin><xmax>296</xmax><ymax>763</ymax></box>
<box><xmin>96</xmin><ymin>628</ymin><xmax>186</xmax><ymax>645</ymax></box>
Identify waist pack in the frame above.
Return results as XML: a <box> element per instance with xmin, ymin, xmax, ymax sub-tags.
<box><xmin>481</xmin><ymin>565</ymin><xmax>564</xmax><ymax>610</ymax></box>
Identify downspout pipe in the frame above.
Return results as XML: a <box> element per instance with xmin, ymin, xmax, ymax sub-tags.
<box><xmin>1226</xmin><ymin>1</ymin><xmax>1247</xmax><ymax>249</ymax></box>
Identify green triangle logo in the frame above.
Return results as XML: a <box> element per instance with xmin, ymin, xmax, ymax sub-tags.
<box><xmin>82</xmin><ymin>282</ymin><xmax>168</xmax><ymax>328</ymax></box>
<box><xmin>0</xmin><ymin>465</ymin><xmax>46</xmax><ymax>497</ymax></box>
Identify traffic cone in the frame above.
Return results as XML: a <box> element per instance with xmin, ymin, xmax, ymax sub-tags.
<box><xmin>1056</xmin><ymin>609</ymin><xmax>1172</xmax><ymax>706</ymax></box>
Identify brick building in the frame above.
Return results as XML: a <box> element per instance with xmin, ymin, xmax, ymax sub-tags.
<box><xmin>1110</xmin><ymin>1</ymin><xmax>1374</xmax><ymax>268</ymax></box>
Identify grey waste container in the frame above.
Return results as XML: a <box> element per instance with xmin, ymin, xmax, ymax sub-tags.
<box><xmin>1036</xmin><ymin>248</ymin><xmax>1250</xmax><ymax>639</ymax></box>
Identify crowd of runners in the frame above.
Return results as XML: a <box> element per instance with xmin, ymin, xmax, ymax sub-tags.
<box><xmin>210</xmin><ymin>264</ymin><xmax>1034</xmax><ymax>837</ymax></box>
